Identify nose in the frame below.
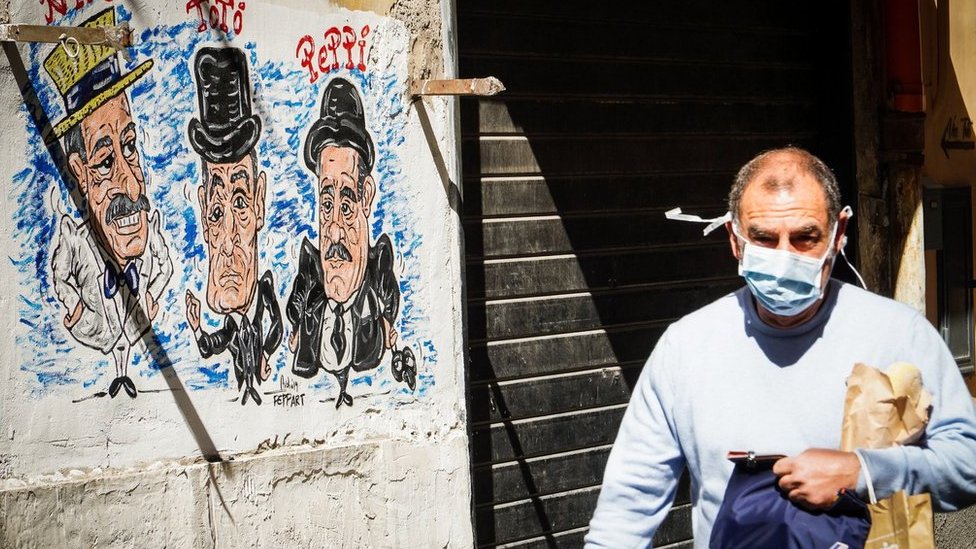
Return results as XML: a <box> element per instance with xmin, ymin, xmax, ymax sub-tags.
<box><xmin>218</xmin><ymin>211</ymin><xmax>238</xmax><ymax>257</ymax></box>
<box><xmin>116</xmin><ymin>150</ymin><xmax>143</xmax><ymax>202</ymax></box>
<box><xmin>326</xmin><ymin>217</ymin><xmax>344</xmax><ymax>244</ymax></box>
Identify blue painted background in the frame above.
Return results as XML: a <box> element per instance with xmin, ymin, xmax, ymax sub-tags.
<box><xmin>11</xmin><ymin>6</ymin><xmax>435</xmax><ymax>401</ymax></box>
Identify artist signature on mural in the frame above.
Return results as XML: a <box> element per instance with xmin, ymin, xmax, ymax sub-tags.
<box><xmin>296</xmin><ymin>25</ymin><xmax>371</xmax><ymax>84</ymax></box>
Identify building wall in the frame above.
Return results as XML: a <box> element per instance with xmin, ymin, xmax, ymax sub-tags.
<box><xmin>0</xmin><ymin>0</ymin><xmax>471</xmax><ymax>546</ymax></box>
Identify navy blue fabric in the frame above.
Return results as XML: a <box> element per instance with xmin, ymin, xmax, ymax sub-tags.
<box><xmin>710</xmin><ymin>462</ymin><xmax>871</xmax><ymax>549</ymax></box>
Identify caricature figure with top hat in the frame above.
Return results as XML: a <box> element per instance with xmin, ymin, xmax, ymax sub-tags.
<box><xmin>49</xmin><ymin>7</ymin><xmax>174</xmax><ymax>399</ymax></box>
<box><xmin>286</xmin><ymin>77</ymin><xmax>417</xmax><ymax>408</ymax></box>
<box><xmin>184</xmin><ymin>47</ymin><xmax>283</xmax><ymax>406</ymax></box>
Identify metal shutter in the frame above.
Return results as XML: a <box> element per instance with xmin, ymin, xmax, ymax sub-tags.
<box><xmin>458</xmin><ymin>2</ymin><xmax>855</xmax><ymax>546</ymax></box>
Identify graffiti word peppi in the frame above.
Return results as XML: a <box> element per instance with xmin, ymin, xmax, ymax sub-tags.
<box><xmin>41</xmin><ymin>0</ymin><xmax>114</xmax><ymax>25</ymax></box>
<box><xmin>295</xmin><ymin>25</ymin><xmax>371</xmax><ymax>84</ymax></box>
<box><xmin>186</xmin><ymin>0</ymin><xmax>246</xmax><ymax>35</ymax></box>
<box><xmin>273</xmin><ymin>393</ymin><xmax>305</xmax><ymax>407</ymax></box>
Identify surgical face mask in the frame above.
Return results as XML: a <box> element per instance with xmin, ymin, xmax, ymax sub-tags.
<box><xmin>733</xmin><ymin>223</ymin><xmax>838</xmax><ymax>317</ymax></box>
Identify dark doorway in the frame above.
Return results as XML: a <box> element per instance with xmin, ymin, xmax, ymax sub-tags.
<box><xmin>458</xmin><ymin>2</ymin><xmax>856</xmax><ymax>546</ymax></box>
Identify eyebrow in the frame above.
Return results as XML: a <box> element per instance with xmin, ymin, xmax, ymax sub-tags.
<box><xmin>230</xmin><ymin>169</ymin><xmax>250</xmax><ymax>184</ymax></box>
<box><xmin>121</xmin><ymin>122</ymin><xmax>136</xmax><ymax>139</ymax></box>
<box><xmin>321</xmin><ymin>185</ymin><xmax>335</xmax><ymax>197</ymax></box>
<box><xmin>208</xmin><ymin>173</ymin><xmax>226</xmax><ymax>197</ymax></box>
<box><xmin>90</xmin><ymin>136</ymin><xmax>113</xmax><ymax>157</ymax></box>
<box><xmin>339</xmin><ymin>187</ymin><xmax>356</xmax><ymax>201</ymax></box>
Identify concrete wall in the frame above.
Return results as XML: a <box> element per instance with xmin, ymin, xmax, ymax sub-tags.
<box><xmin>0</xmin><ymin>0</ymin><xmax>471</xmax><ymax>546</ymax></box>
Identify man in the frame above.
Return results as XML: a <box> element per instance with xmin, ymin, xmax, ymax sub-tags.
<box><xmin>287</xmin><ymin>77</ymin><xmax>416</xmax><ymax>408</ymax></box>
<box><xmin>184</xmin><ymin>47</ymin><xmax>283</xmax><ymax>406</ymax></box>
<box><xmin>586</xmin><ymin>147</ymin><xmax>976</xmax><ymax>546</ymax></box>
<box><xmin>49</xmin><ymin>8</ymin><xmax>173</xmax><ymax>399</ymax></box>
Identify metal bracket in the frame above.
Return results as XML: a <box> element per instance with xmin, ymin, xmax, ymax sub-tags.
<box><xmin>0</xmin><ymin>23</ymin><xmax>133</xmax><ymax>58</ymax></box>
<box><xmin>411</xmin><ymin>76</ymin><xmax>505</xmax><ymax>98</ymax></box>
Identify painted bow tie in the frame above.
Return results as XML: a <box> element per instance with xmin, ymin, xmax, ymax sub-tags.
<box><xmin>103</xmin><ymin>261</ymin><xmax>139</xmax><ymax>299</ymax></box>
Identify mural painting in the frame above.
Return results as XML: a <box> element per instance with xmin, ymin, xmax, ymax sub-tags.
<box><xmin>184</xmin><ymin>47</ymin><xmax>282</xmax><ymax>406</ymax></box>
<box><xmin>47</xmin><ymin>8</ymin><xmax>174</xmax><ymax>399</ymax></box>
<box><xmin>11</xmin><ymin>2</ymin><xmax>434</xmax><ymax>418</ymax></box>
<box><xmin>288</xmin><ymin>77</ymin><xmax>416</xmax><ymax>408</ymax></box>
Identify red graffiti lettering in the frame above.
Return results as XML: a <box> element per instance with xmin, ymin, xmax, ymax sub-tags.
<box><xmin>296</xmin><ymin>35</ymin><xmax>318</xmax><ymax>84</ymax></box>
<box><xmin>40</xmin><ymin>0</ymin><xmax>96</xmax><ymax>24</ymax></box>
<box><xmin>293</xmin><ymin>24</ymin><xmax>371</xmax><ymax>84</ymax></box>
<box><xmin>323</xmin><ymin>27</ymin><xmax>342</xmax><ymax>72</ymax></box>
<box><xmin>186</xmin><ymin>0</ymin><xmax>246</xmax><ymax>35</ymax></box>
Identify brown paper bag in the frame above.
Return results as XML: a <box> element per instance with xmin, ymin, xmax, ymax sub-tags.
<box><xmin>840</xmin><ymin>362</ymin><xmax>932</xmax><ymax>452</ymax></box>
<box><xmin>864</xmin><ymin>491</ymin><xmax>934</xmax><ymax>549</ymax></box>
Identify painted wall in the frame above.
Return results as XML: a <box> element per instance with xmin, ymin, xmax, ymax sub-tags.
<box><xmin>0</xmin><ymin>0</ymin><xmax>471</xmax><ymax>545</ymax></box>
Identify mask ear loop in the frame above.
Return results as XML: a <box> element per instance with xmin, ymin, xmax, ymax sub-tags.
<box><xmin>837</xmin><ymin>206</ymin><xmax>868</xmax><ymax>289</ymax></box>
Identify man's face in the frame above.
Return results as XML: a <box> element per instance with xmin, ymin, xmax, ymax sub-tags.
<box><xmin>68</xmin><ymin>93</ymin><xmax>149</xmax><ymax>264</ymax></box>
<box><xmin>729</xmin><ymin>153</ymin><xmax>847</xmax><ymax>296</ymax></box>
<box><xmin>198</xmin><ymin>154</ymin><xmax>266</xmax><ymax>314</ymax></box>
<box><xmin>317</xmin><ymin>146</ymin><xmax>375</xmax><ymax>304</ymax></box>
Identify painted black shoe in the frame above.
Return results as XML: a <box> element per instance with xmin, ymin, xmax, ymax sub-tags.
<box><xmin>120</xmin><ymin>376</ymin><xmax>137</xmax><ymax>398</ymax></box>
<box><xmin>335</xmin><ymin>391</ymin><xmax>353</xmax><ymax>409</ymax></box>
<box><xmin>108</xmin><ymin>377</ymin><xmax>123</xmax><ymax>398</ymax></box>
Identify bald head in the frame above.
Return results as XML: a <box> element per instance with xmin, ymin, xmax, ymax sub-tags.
<box><xmin>728</xmin><ymin>147</ymin><xmax>841</xmax><ymax>226</ymax></box>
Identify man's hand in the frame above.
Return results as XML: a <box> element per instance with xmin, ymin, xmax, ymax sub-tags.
<box><xmin>146</xmin><ymin>291</ymin><xmax>159</xmax><ymax>321</ymax></box>
<box><xmin>64</xmin><ymin>300</ymin><xmax>83</xmax><ymax>329</ymax></box>
<box><xmin>185</xmin><ymin>290</ymin><xmax>201</xmax><ymax>332</ymax></box>
<box><xmin>289</xmin><ymin>330</ymin><xmax>298</xmax><ymax>352</ymax></box>
<box><xmin>773</xmin><ymin>448</ymin><xmax>860</xmax><ymax>509</ymax></box>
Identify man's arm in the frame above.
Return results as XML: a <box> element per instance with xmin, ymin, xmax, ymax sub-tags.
<box><xmin>585</xmin><ymin>330</ymin><xmax>686</xmax><ymax>548</ymax></box>
<box><xmin>853</xmin><ymin>314</ymin><xmax>976</xmax><ymax>511</ymax></box>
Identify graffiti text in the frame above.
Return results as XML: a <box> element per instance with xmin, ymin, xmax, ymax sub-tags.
<box><xmin>186</xmin><ymin>0</ymin><xmax>246</xmax><ymax>35</ymax></box>
<box><xmin>295</xmin><ymin>25</ymin><xmax>370</xmax><ymax>84</ymax></box>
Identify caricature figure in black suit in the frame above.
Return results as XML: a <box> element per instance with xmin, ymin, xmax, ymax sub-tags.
<box><xmin>287</xmin><ymin>77</ymin><xmax>416</xmax><ymax>408</ymax></box>
<box><xmin>184</xmin><ymin>47</ymin><xmax>283</xmax><ymax>406</ymax></box>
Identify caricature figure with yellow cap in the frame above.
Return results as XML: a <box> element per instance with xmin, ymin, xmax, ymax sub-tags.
<box><xmin>48</xmin><ymin>8</ymin><xmax>173</xmax><ymax>399</ymax></box>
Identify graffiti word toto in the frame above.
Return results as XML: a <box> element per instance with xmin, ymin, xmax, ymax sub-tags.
<box><xmin>186</xmin><ymin>0</ymin><xmax>246</xmax><ymax>35</ymax></box>
<box><xmin>295</xmin><ymin>25</ymin><xmax>371</xmax><ymax>84</ymax></box>
<box><xmin>273</xmin><ymin>393</ymin><xmax>305</xmax><ymax>407</ymax></box>
<box><xmin>41</xmin><ymin>0</ymin><xmax>113</xmax><ymax>25</ymax></box>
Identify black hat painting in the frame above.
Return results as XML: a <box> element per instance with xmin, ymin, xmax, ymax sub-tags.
<box><xmin>303</xmin><ymin>77</ymin><xmax>375</xmax><ymax>174</ymax></box>
<box><xmin>188</xmin><ymin>47</ymin><xmax>261</xmax><ymax>164</ymax></box>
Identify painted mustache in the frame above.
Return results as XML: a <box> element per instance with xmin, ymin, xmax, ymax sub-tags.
<box><xmin>325</xmin><ymin>241</ymin><xmax>352</xmax><ymax>262</ymax></box>
<box><xmin>105</xmin><ymin>194</ymin><xmax>150</xmax><ymax>226</ymax></box>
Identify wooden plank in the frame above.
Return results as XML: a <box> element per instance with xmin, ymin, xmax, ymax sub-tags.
<box><xmin>473</xmin><ymin>447</ymin><xmax>694</xmax><ymax>507</ymax></box>
<box><xmin>458</xmin><ymin>14</ymin><xmax>814</xmax><ymax>65</ymax></box>
<box><xmin>469</xmin><ymin>280</ymin><xmax>739</xmax><ymax>341</ymax></box>
<box><xmin>465</xmin><ymin>210</ymin><xmax>732</xmax><ymax>259</ymax></box>
<box><xmin>471</xmin><ymin>406</ymin><xmax>626</xmax><ymax>465</ymax></box>
<box><xmin>460</xmin><ymin>97</ymin><xmax>819</xmax><ymax>138</ymax></box>
<box><xmin>473</xmin><ymin>446</ymin><xmax>614</xmax><ymax>505</ymax></box>
<box><xmin>457</xmin><ymin>0</ymin><xmax>815</xmax><ymax>32</ymax></box>
<box><xmin>456</xmin><ymin>56</ymin><xmax>816</xmax><ymax>101</ymax></box>
<box><xmin>468</xmin><ymin>244</ymin><xmax>735</xmax><ymax>299</ymax></box>
<box><xmin>461</xmin><ymin>135</ymin><xmax>812</xmax><ymax>177</ymax></box>
<box><xmin>469</xmin><ymin>325</ymin><xmax>665</xmax><ymax>382</ymax></box>
<box><xmin>469</xmin><ymin>367</ymin><xmax>638</xmax><ymax>424</ymax></box>
<box><xmin>475</xmin><ymin>486</ymin><xmax>600</xmax><ymax>546</ymax></box>
<box><xmin>476</xmin><ymin>490</ymin><xmax>694</xmax><ymax>547</ymax></box>
<box><xmin>461</xmin><ymin>172</ymin><xmax>736</xmax><ymax>218</ymax></box>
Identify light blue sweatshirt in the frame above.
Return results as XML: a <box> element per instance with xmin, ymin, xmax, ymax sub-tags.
<box><xmin>585</xmin><ymin>279</ymin><xmax>976</xmax><ymax>548</ymax></box>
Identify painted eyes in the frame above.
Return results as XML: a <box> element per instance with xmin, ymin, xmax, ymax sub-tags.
<box><xmin>93</xmin><ymin>153</ymin><xmax>114</xmax><ymax>178</ymax></box>
<box><xmin>208</xmin><ymin>205</ymin><xmax>223</xmax><ymax>224</ymax></box>
<box><xmin>121</xmin><ymin>138</ymin><xmax>137</xmax><ymax>160</ymax></box>
<box><xmin>233</xmin><ymin>195</ymin><xmax>247</xmax><ymax>210</ymax></box>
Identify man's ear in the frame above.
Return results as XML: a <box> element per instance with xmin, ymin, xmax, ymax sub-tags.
<box><xmin>835</xmin><ymin>207</ymin><xmax>851</xmax><ymax>254</ymax></box>
<box><xmin>68</xmin><ymin>152</ymin><xmax>87</xmax><ymax>197</ymax></box>
<box><xmin>255</xmin><ymin>170</ymin><xmax>267</xmax><ymax>232</ymax></box>
<box><xmin>197</xmin><ymin>185</ymin><xmax>210</xmax><ymax>245</ymax></box>
<box><xmin>726</xmin><ymin>221</ymin><xmax>743</xmax><ymax>261</ymax></box>
<box><xmin>361</xmin><ymin>174</ymin><xmax>376</xmax><ymax>212</ymax></box>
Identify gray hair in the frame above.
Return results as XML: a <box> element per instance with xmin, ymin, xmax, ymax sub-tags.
<box><xmin>727</xmin><ymin>146</ymin><xmax>841</xmax><ymax>226</ymax></box>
